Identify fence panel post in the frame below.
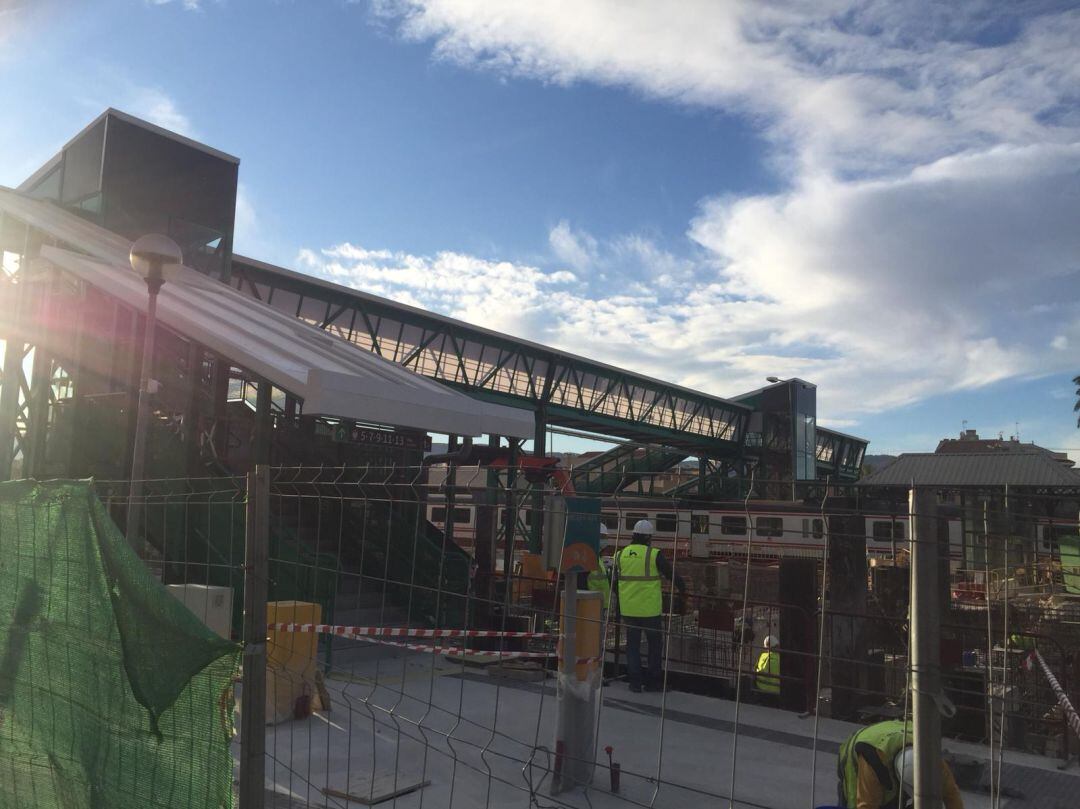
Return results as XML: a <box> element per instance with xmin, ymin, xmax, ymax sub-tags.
<box><xmin>910</xmin><ymin>486</ymin><xmax>943</xmax><ymax>809</ymax></box>
<box><xmin>239</xmin><ymin>464</ymin><xmax>270</xmax><ymax>809</ymax></box>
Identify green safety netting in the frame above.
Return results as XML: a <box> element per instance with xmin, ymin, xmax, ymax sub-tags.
<box><xmin>0</xmin><ymin>480</ymin><xmax>240</xmax><ymax>809</ymax></box>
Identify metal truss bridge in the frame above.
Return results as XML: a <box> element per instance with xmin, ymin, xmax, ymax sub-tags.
<box><xmin>230</xmin><ymin>255</ymin><xmax>751</xmax><ymax>459</ymax></box>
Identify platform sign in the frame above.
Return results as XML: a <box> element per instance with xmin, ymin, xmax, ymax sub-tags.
<box><xmin>559</xmin><ymin>497</ymin><xmax>601</xmax><ymax>574</ymax></box>
<box><xmin>332</xmin><ymin>425</ymin><xmax>432</xmax><ymax>451</ymax></box>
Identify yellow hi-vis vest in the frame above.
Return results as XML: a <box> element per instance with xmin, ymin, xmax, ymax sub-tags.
<box><xmin>616</xmin><ymin>543</ymin><xmax>662</xmax><ymax>617</ymax></box>
<box><xmin>754</xmin><ymin>650</ymin><xmax>780</xmax><ymax>694</ymax></box>
<box><xmin>586</xmin><ymin>565</ymin><xmax>611</xmax><ymax>610</ymax></box>
<box><xmin>838</xmin><ymin>720</ymin><xmax>912</xmax><ymax>809</ymax></box>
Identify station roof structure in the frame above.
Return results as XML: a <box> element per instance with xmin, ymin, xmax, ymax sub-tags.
<box><xmin>1</xmin><ymin>188</ymin><xmax>534</xmax><ymax>439</ymax></box>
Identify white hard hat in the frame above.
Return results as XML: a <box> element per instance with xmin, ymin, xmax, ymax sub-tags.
<box><xmin>764</xmin><ymin>635</ymin><xmax>779</xmax><ymax>649</ymax></box>
<box><xmin>894</xmin><ymin>747</ymin><xmax>915</xmax><ymax>796</ymax></box>
<box><xmin>632</xmin><ymin>519</ymin><xmax>654</xmax><ymax>535</ymax></box>
<box><xmin>598</xmin><ymin>524</ymin><xmax>612</xmax><ymax>548</ymax></box>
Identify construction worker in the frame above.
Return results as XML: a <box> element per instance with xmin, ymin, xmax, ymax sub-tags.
<box><xmin>753</xmin><ymin>634</ymin><xmax>780</xmax><ymax>704</ymax></box>
<box><xmin>586</xmin><ymin>525</ymin><xmax>613</xmax><ymax>615</ymax></box>
<box><xmin>837</xmin><ymin>719</ymin><xmax>964</xmax><ymax>808</ymax></box>
<box><xmin>615</xmin><ymin>519</ymin><xmax>687</xmax><ymax>693</ymax></box>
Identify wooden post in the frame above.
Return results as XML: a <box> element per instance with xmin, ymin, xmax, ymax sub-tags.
<box><xmin>239</xmin><ymin>465</ymin><xmax>269</xmax><ymax>809</ymax></box>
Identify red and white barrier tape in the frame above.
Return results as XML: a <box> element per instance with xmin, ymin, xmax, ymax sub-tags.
<box><xmin>269</xmin><ymin>623</ymin><xmax>554</xmax><ymax>640</ymax></box>
<box><xmin>372</xmin><ymin>639</ymin><xmax>598</xmax><ymax>664</ymax></box>
<box><xmin>1030</xmin><ymin>650</ymin><xmax>1080</xmax><ymax>742</ymax></box>
<box><xmin>269</xmin><ymin>623</ymin><xmax>598</xmax><ymax>664</ymax></box>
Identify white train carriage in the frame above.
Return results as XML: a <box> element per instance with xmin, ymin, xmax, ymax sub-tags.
<box><xmin>425</xmin><ymin>498</ymin><xmax>1070</xmax><ymax>570</ymax></box>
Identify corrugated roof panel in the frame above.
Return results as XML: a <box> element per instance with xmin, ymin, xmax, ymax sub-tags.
<box><xmin>858</xmin><ymin>452</ymin><xmax>1080</xmax><ymax>488</ymax></box>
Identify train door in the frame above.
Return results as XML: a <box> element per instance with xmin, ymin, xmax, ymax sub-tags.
<box><xmin>690</xmin><ymin>511</ymin><xmax>711</xmax><ymax>558</ymax></box>
<box><xmin>948</xmin><ymin>519</ymin><xmax>963</xmax><ymax>573</ymax></box>
<box><xmin>1036</xmin><ymin>521</ymin><xmax>1055</xmax><ymax>568</ymax></box>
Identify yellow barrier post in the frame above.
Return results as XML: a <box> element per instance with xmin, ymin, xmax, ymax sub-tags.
<box><xmin>265</xmin><ymin>600</ymin><xmax>322</xmax><ymax>724</ymax></box>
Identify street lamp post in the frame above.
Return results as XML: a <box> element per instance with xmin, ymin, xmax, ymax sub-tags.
<box><xmin>127</xmin><ymin>234</ymin><xmax>182</xmax><ymax>560</ymax></box>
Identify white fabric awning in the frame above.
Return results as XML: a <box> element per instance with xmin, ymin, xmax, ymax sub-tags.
<box><xmin>39</xmin><ymin>245</ymin><xmax>533</xmax><ymax>438</ymax></box>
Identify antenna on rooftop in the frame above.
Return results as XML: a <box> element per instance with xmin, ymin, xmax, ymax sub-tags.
<box><xmin>1015</xmin><ymin>421</ymin><xmax>1021</xmax><ymax>442</ymax></box>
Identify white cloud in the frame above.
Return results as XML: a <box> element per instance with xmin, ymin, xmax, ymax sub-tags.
<box><xmin>374</xmin><ymin>2</ymin><xmax>1080</xmax><ymax>174</ymax></box>
<box><xmin>331</xmin><ymin>3</ymin><xmax>1080</xmax><ymax>424</ymax></box>
<box><xmin>125</xmin><ymin>87</ymin><xmax>195</xmax><ymax>136</ymax></box>
<box><xmin>297</xmin><ymin>244</ymin><xmax>578</xmax><ymax>338</ymax></box>
<box><xmin>233</xmin><ymin>184</ymin><xmax>258</xmax><ymax>251</ymax></box>
<box><xmin>300</xmin><ymin>137</ymin><xmax>1080</xmax><ymax>419</ymax></box>
<box><xmin>689</xmin><ymin>142</ymin><xmax>1080</xmax><ymax>412</ymax></box>
<box><xmin>147</xmin><ymin>0</ymin><xmax>202</xmax><ymax>10</ymax></box>
<box><xmin>548</xmin><ymin>220</ymin><xmax>596</xmax><ymax>272</ymax></box>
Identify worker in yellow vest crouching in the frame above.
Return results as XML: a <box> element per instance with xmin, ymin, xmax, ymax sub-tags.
<box><xmin>837</xmin><ymin>719</ymin><xmax>964</xmax><ymax>808</ymax></box>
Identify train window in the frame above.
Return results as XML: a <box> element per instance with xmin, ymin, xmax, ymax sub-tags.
<box><xmin>601</xmin><ymin>513</ymin><xmax>619</xmax><ymax>530</ymax></box>
<box><xmin>453</xmin><ymin>507</ymin><xmax>472</xmax><ymax>525</ymax></box>
<box><xmin>812</xmin><ymin>518</ymin><xmax>824</xmax><ymax>539</ymax></box>
<box><xmin>872</xmin><ymin>521</ymin><xmax>904</xmax><ymax>541</ymax></box>
<box><xmin>756</xmin><ymin>517</ymin><xmax>784</xmax><ymax>538</ymax></box>
<box><xmin>431</xmin><ymin>507</ymin><xmax>446</xmax><ymax>523</ymax></box>
<box><xmin>691</xmin><ymin>514</ymin><xmax>710</xmax><ymax>534</ymax></box>
<box><xmin>655</xmin><ymin>512</ymin><xmax>678</xmax><ymax>533</ymax></box>
<box><xmin>720</xmin><ymin>516</ymin><xmax>747</xmax><ymax>536</ymax></box>
<box><xmin>624</xmin><ymin>512</ymin><xmax>648</xmax><ymax>531</ymax></box>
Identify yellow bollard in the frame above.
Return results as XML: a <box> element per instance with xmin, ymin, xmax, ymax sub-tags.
<box><xmin>560</xmin><ymin>589</ymin><xmax>602</xmax><ymax>682</ymax></box>
<box><xmin>266</xmin><ymin>601</ymin><xmax>321</xmax><ymax>724</ymax></box>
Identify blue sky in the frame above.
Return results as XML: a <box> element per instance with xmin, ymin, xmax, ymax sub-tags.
<box><xmin>2</xmin><ymin>0</ymin><xmax>1080</xmax><ymax>458</ymax></box>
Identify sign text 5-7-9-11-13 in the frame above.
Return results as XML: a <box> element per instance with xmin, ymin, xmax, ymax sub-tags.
<box><xmin>333</xmin><ymin>427</ymin><xmax>432</xmax><ymax>451</ymax></box>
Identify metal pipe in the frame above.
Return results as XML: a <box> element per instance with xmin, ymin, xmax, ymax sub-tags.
<box><xmin>127</xmin><ymin>265</ymin><xmax>163</xmax><ymax>556</ymax></box>
<box><xmin>503</xmin><ymin>439</ymin><xmax>518</xmax><ymax>613</ymax></box>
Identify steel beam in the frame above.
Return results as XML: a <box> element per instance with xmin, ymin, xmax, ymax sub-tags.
<box><xmin>24</xmin><ymin>287</ymin><xmax>54</xmax><ymax>478</ymax></box>
<box><xmin>0</xmin><ymin>217</ymin><xmax>29</xmax><ymax>480</ymax></box>
<box><xmin>252</xmin><ymin>379</ymin><xmax>272</xmax><ymax>466</ymax></box>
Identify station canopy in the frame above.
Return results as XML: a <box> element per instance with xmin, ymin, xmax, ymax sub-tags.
<box><xmin>37</xmin><ymin>243</ymin><xmax>534</xmax><ymax>439</ymax></box>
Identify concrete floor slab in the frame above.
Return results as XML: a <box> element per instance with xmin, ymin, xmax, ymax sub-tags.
<box><xmin>233</xmin><ymin>648</ymin><xmax>1079</xmax><ymax>809</ymax></box>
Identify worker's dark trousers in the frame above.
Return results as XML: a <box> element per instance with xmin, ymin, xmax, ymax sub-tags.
<box><xmin>624</xmin><ymin>615</ymin><xmax>663</xmax><ymax>688</ymax></box>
